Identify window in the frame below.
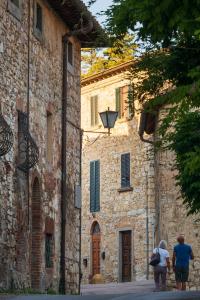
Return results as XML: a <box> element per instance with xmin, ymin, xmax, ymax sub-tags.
<box><xmin>121</xmin><ymin>153</ymin><xmax>130</xmax><ymax>188</ymax></box>
<box><xmin>45</xmin><ymin>234</ymin><xmax>53</xmax><ymax>268</ymax></box>
<box><xmin>8</xmin><ymin>0</ymin><xmax>22</xmax><ymax>20</ymax></box>
<box><xmin>34</xmin><ymin>2</ymin><xmax>43</xmax><ymax>39</ymax></box>
<box><xmin>46</xmin><ymin>111</ymin><xmax>53</xmax><ymax>163</ymax></box>
<box><xmin>11</xmin><ymin>0</ymin><xmax>19</xmax><ymax>7</ymax></box>
<box><xmin>90</xmin><ymin>96</ymin><xmax>98</xmax><ymax>126</ymax></box>
<box><xmin>115</xmin><ymin>86</ymin><xmax>131</xmax><ymax>119</ymax></box>
<box><xmin>68</xmin><ymin>41</ymin><xmax>73</xmax><ymax>66</ymax></box>
<box><xmin>90</xmin><ymin>160</ymin><xmax>100</xmax><ymax>212</ymax></box>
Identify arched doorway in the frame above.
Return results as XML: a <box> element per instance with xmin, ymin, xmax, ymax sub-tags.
<box><xmin>91</xmin><ymin>222</ymin><xmax>101</xmax><ymax>276</ymax></box>
<box><xmin>31</xmin><ymin>177</ymin><xmax>42</xmax><ymax>290</ymax></box>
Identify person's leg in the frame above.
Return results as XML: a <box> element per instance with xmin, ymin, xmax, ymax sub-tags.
<box><xmin>182</xmin><ymin>282</ymin><xmax>186</xmax><ymax>290</ymax></box>
<box><xmin>161</xmin><ymin>267</ymin><xmax>167</xmax><ymax>291</ymax></box>
<box><xmin>154</xmin><ymin>266</ymin><xmax>160</xmax><ymax>291</ymax></box>
<box><xmin>181</xmin><ymin>267</ymin><xmax>189</xmax><ymax>291</ymax></box>
<box><xmin>176</xmin><ymin>281</ymin><xmax>182</xmax><ymax>290</ymax></box>
<box><xmin>175</xmin><ymin>267</ymin><xmax>182</xmax><ymax>290</ymax></box>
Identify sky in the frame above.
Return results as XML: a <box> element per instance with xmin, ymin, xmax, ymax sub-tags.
<box><xmin>82</xmin><ymin>0</ymin><xmax>113</xmax><ymax>25</ymax></box>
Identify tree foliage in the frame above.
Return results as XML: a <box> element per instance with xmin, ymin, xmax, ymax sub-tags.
<box><xmin>105</xmin><ymin>0</ymin><xmax>200</xmax><ymax>214</ymax></box>
<box><xmin>81</xmin><ymin>35</ymin><xmax>136</xmax><ymax>77</ymax></box>
<box><xmin>169</xmin><ymin>112</ymin><xmax>200</xmax><ymax>215</ymax></box>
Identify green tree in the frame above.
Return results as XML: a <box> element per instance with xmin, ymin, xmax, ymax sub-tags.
<box><xmin>105</xmin><ymin>0</ymin><xmax>200</xmax><ymax>215</ymax></box>
<box><xmin>81</xmin><ymin>34</ymin><xmax>136</xmax><ymax>77</ymax></box>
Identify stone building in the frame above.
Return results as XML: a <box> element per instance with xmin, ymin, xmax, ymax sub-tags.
<box><xmin>0</xmin><ymin>0</ymin><xmax>105</xmax><ymax>294</ymax></box>
<box><xmin>81</xmin><ymin>61</ymin><xmax>156</xmax><ymax>283</ymax></box>
<box><xmin>81</xmin><ymin>61</ymin><xmax>200</xmax><ymax>289</ymax></box>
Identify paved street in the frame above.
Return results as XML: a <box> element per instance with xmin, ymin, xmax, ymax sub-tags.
<box><xmin>1</xmin><ymin>280</ymin><xmax>200</xmax><ymax>300</ymax></box>
<box><xmin>81</xmin><ymin>280</ymin><xmax>154</xmax><ymax>295</ymax></box>
<box><xmin>1</xmin><ymin>291</ymin><xmax>200</xmax><ymax>300</ymax></box>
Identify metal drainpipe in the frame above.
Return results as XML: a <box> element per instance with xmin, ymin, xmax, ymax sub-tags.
<box><xmin>78</xmin><ymin>130</ymin><xmax>83</xmax><ymax>295</ymax></box>
<box><xmin>145</xmin><ymin>171</ymin><xmax>149</xmax><ymax>280</ymax></box>
<box><xmin>27</xmin><ymin>0</ymin><xmax>31</xmax><ymax>226</ymax></box>
<box><xmin>59</xmin><ymin>35</ymin><xmax>68</xmax><ymax>294</ymax></box>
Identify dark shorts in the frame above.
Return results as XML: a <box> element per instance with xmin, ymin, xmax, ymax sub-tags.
<box><xmin>175</xmin><ymin>266</ymin><xmax>189</xmax><ymax>282</ymax></box>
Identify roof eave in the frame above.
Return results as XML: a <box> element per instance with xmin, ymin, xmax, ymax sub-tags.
<box><xmin>47</xmin><ymin>0</ymin><xmax>108</xmax><ymax>47</ymax></box>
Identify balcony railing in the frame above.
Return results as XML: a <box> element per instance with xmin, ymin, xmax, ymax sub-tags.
<box><xmin>17</xmin><ymin>111</ymin><xmax>39</xmax><ymax>172</ymax></box>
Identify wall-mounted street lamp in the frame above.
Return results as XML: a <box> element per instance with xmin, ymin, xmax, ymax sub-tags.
<box><xmin>84</xmin><ymin>107</ymin><xmax>118</xmax><ymax>135</ymax></box>
<box><xmin>99</xmin><ymin>107</ymin><xmax>118</xmax><ymax>135</ymax></box>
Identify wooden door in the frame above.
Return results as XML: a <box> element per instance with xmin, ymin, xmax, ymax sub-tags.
<box><xmin>122</xmin><ymin>231</ymin><xmax>131</xmax><ymax>282</ymax></box>
<box><xmin>92</xmin><ymin>222</ymin><xmax>100</xmax><ymax>275</ymax></box>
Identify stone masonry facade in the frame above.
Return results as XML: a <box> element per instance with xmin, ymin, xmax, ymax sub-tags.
<box><xmin>81</xmin><ymin>64</ymin><xmax>156</xmax><ymax>284</ymax></box>
<box><xmin>0</xmin><ymin>0</ymin><xmax>103</xmax><ymax>294</ymax></box>
<box><xmin>81</xmin><ymin>63</ymin><xmax>200</xmax><ymax>290</ymax></box>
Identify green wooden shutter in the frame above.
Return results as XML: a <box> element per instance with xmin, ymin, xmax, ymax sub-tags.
<box><xmin>121</xmin><ymin>153</ymin><xmax>130</xmax><ymax>188</ymax></box>
<box><xmin>115</xmin><ymin>88</ymin><xmax>121</xmax><ymax>118</ymax></box>
<box><xmin>91</xmin><ymin>96</ymin><xmax>98</xmax><ymax>126</ymax></box>
<box><xmin>94</xmin><ymin>96</ymin><xmax>98</xmax><ymax>125</ymax></box>
<box><xmin>91</xmin><ymin>97</ymin><xmax>94</xmax><ymax>126</ymax></box>
<box><xmin>95</xmin><ymin>160</ymin><xmax>100</xmax><ymax>211</ymax></box>
<box><xmin>90</xmin><ymin>161</ymin><xmax>95</xmax><ymax>211</ymax></box>
<box><xmin>128</xmin><ymin>85</ymin><xmax>133</xmax><ymax>117</ymax></box>
<box><xmin>90</xmin><ymin>160</ymin><xmax>100</xmax><ymax>212</ymax></box>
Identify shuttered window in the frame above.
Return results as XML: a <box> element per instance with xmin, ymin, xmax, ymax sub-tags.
<box><xmin>115</xmin><ymin>88</ymin><xmax>121</xmax><ymax>118</ymax></box>
<box><xmin>115</xmin><ymin>86</ymin><xmax>131</xmax><ymax>119</ymax></box>
<box><xmin>90</xmin><ymin>160</ymin><xmax>100</xmax><ymax>212</ymax></box>
<box><xmin>121</xmin><ymin>153</ymin><xmax>130</xmax><ymax>188</ymax></box>
<box><xmin>90</xmin><ymin>96</ymin><xmax>98</xmax><ymax>126</ymax></box>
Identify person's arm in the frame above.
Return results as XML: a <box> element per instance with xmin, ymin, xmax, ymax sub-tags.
<box><xmin>172</xmin><ymin>251</ymin><xmax>176</xmax><ymax>272</ymax></box>
<box><xmin>151</xmin><ymin>248</ymin><xmax>156</xmax><ymax>258</ymax></box>
<box><xmin>190</xmin><ymin>248</ymin><xmax>194</xmax><ymax>260</ymax></box>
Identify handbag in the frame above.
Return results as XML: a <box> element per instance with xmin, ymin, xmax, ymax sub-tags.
<box><xmin>149</xmin><ymin>248</ymin><xmax>160</xmax><ymax>266</ymax></box>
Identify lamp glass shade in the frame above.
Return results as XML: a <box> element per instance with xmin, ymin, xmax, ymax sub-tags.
<box><xmin>99</xmin><ymin>110</ymin><xmax>118</xmax><ymax>129</ymax></box>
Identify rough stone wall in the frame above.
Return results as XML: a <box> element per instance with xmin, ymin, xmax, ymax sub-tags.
<box><xmin>0</xmin><ymin>0</ymin><xmax>81</xmax><ymax>293</ymax></box>
<box><xmin>156</xmin><ymin>108</ymin><xmax>200</xmax><ymax>290</ymax></box>
<box><xmin>81</xmin><ymin>74</ymin><xmax>156</xmax><ymax>284</ymax></box>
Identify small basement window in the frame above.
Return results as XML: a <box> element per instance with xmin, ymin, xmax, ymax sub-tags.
<box><xmin>7</xmin><ymin>0</ymin><xmax>22</xmax><ymax>20</ymax></box>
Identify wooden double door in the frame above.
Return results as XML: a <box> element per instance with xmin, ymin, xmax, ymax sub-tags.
<box><xmin>121</xmin><ymin>231</ymin><xmax>132</xmax><ymax>282</ymax></box>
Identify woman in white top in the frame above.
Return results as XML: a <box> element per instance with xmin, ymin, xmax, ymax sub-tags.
<box><xmin>152</xmin><ymin>240</ymin><xmax>170</xmax><ymax>291</ymax></box>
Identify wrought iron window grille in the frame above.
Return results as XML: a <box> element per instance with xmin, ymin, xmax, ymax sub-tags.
<box><xmin>0</xmin><ymin>113</ymin><xmax>13</xmax><ymax>157</ymax></box>
<box><xmin>17</xmin><ymin>111</ymin><xmax>39</xmax><ymax>172</ymax></box>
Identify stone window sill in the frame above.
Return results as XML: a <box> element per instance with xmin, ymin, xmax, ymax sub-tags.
<box><xmin>118</xmin><ymin>186</ymin><xmax>133</xmax><ymax>193</ymax></box>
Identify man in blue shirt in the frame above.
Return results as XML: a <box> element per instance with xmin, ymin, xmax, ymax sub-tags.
<box><xmin>172</xmin><ymin>235</ymin><xmax>194</xmax><ymax>291</ymax></box>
